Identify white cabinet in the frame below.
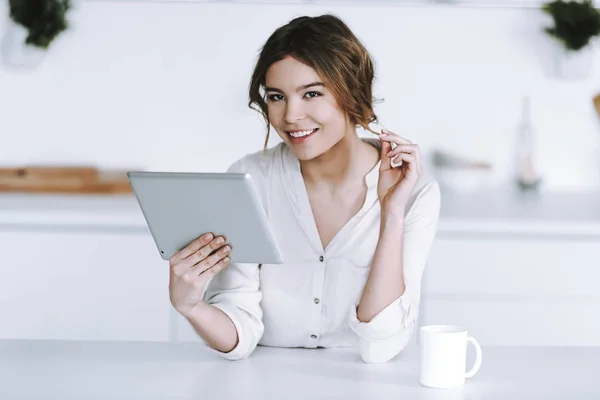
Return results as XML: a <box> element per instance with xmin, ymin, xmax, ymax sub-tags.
<box><xmin>425</xmin><ymin>236</ymin><xmax>600</xmax><ymax>296</ymax></box>
<box><xmin>421</xmin><ymin>234</ymin><xmax>600</xmax><ymax>346</ymax></box>
<box><xmin>0</xmin><ymin>228</ymin><xmax>172</xmax><ymax>342</ymax></box>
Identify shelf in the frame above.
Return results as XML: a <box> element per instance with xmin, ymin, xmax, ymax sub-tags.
<box><xmin>82</xmin><ymin>0</ymin><xmax>600</xmax><ymax>8</ymax></box>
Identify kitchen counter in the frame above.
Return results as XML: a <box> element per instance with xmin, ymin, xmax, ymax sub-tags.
<box><xmin>1</xmin><ymin>189</ymin><xmax>600</xmax><ymax>235</ymax></box>
<box><xmin>0</xmin><ymin>193</ymin><xmax>145</xmax><ymax>230</ymax></box>
<box><xmin>438</xmin><ymin>189</ymin><xmax>600</xmax><ymax>236</ymax></box>
<box><xmin>0</xmin><ymin>340</ymin><xmax>597</xmax><ymax>399</ymax></box>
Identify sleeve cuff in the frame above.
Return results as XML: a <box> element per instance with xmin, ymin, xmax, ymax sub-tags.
<box><xmin>204</xmin><ymin>302</ymin><xmax>259</xmax><ymax>361</ymax></box>
<box><xmin>348</xmin><ymin>294</ymin><xmax>417</xmax><ymax>342</ymax></box>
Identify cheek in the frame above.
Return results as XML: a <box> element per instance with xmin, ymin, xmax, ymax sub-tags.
<box><xmin>320</xmin><ymin>108</ymin><xmax>348</xmax><ymax>134</ymax></box>
<box><xmin>310</xmin><ymin>102</ymin><xmax>344</xmax><ymax>125</ymax></box>
<box><xmin>266</xmin><ymin>103</ymin><xmax>281</xmax><ymax>123</ymax></box>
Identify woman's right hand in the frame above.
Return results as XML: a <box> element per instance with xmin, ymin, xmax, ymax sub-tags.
<box><xmin>168</xmin><ymin>232</ymin><xmax>232</xmax><ymax>317</ymax></box>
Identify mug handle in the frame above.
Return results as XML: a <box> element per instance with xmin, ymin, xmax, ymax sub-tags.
<box><xmin>465</xmin><ymin>336</ymin><xmax>482</xmax><ymax>378</ymax></box>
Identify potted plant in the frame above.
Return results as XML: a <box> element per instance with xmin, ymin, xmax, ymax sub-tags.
<box><xmin>542</xmin><ymin>0</ymin><xmax>600</xmax><ymax>79</ymax></box>
<box><xmin>1</xmin><ymin>0</ymin><xmax>71</xmax><ymax>68</ymax></box>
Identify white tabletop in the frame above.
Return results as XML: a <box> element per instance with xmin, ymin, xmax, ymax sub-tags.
<box><xmin>0</xmin><ymin>340</ymin><xmax>597</xmax><ymax>399</ymax></box>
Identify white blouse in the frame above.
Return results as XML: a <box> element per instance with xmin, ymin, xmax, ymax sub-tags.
<box><xmin>201</xmin><ymin>138</ymin><xmax>441</xmax><ymax>363</ymax></box>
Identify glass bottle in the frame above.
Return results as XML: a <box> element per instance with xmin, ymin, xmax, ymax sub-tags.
<box><xmin>515</xmin><ymin>95</ymin><xmax>541</xmax><ymax>191</ymax></box>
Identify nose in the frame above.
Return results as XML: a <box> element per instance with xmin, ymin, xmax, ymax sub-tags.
<box><xmin>283</xmin><ymin>98</ymin><xmax>305</xmax><ymax>124</ymax></box>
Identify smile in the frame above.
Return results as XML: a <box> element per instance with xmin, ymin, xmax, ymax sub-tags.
<box><xmin>287</xmin><ymin>128</ymin><xmax>318</xmax><ymax>138</ymax></box>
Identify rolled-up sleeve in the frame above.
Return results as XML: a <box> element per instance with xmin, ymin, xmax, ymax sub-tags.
<box><xmin>348</xmin><ymin>294</ymin><xmax>418</xmax><ymax>363</ymax></box>
<box><xmin>198</xmin><ymin>157</ymin><xmax>265</xmax><ymax>361</ymax></box>
<box><xmin>348</xmin><ymin>179</ymin><xmax>441</xmax><ymax>364</ymax></box>
<box><xmin>202</xmin><ymin>261</ymin><xmax>264</xmax><ymax>361</ymax></box>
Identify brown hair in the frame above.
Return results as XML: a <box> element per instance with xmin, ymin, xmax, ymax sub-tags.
<box><xmin>248</xmin><ymin>14</ymin><xmax>380</xmax><ymax>150</ymax></box>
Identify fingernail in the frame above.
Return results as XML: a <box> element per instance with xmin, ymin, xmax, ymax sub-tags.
<box><xmin>203</xmin><ymin>233</ymin><xmax>213</xmax><ymax>240</ymax></box>
<box><xmin>215</xmin><ymin>237</ymin><xmax>224</xmax><ymax>244</ymax></box>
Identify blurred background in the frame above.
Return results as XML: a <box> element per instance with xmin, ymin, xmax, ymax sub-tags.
<box><xmin>0</xmin><ymin>0</ymin><xmax>599</xmax><ymax>349</ymax></box>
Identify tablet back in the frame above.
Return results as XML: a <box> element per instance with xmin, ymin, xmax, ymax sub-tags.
<box><xmin>127</xmin><ymin>171</ymin><xmax>284</xmax><ymax>264</ymax></box>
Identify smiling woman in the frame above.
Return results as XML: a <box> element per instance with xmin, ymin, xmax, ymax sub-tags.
<box><xmin>167</xmin><ymin>14</ymin><xmax>441</xmax><ymax>365</ymax></box>
<box><xmin>248</xmin><ymin>15</ymin><xmax>380</xmax><ymax>152</ymax></box>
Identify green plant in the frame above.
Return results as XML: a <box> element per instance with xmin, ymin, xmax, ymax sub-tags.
<box><xmin>542</xmin><ymin>0</ymin><xmax>600</xmax><ymax>51</ymax></box>
<box><xmin>9</xmin><ymin>0</ymin><xmax>71</xmax><ymax>49</ymax></box>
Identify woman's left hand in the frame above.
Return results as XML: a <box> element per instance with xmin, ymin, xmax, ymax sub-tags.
<box><xmin>377</xmin><ymin>129</ymin><xmax>423</xmax><ymax>217</ymax></box>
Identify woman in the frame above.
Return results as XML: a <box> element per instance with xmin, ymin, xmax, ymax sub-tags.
<box><xmin>168</xmin><ymin>14</ymin><xmax>440</xmax><ymax>364</ymax></box>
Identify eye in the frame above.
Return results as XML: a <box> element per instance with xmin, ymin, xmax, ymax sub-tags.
<box><xmin>304</xmin><ymin>91</ymin><xmax>321</xmax><ymax>99</ymax></box>
<box><xmin>266</xmin><ymin>93</ymin><xmax>284</xmax><ymax>102</ymax></box>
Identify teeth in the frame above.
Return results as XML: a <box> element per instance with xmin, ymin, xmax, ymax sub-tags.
<box><xmin>289</xmin><ymin>129</ymin><xmax>316</xmax><ymax>138</ymax></box>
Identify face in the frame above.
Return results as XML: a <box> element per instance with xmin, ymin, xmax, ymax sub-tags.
<box><xmin>264</xmin><ymin>56</ymin><xmax>351</xmax><ymax>161</ymax></box>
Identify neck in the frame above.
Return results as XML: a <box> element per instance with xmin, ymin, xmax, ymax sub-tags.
<box><xmin>299</xmin><ymin>132</ymin><xmax>379</xmax><ymax>192</ymax></box>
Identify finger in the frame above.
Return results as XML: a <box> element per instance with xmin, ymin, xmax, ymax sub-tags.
<box><xmin>172</xmin><ymin>236</ymin><xmax>225</xmax><ymax>276</ymax></box>
<box><xmin>394</xmin><ymin>153</ymin><xmax>421</xmax><ymax>176</ymax></box>
<box><xmin>182</xmin><ymin>255</ymin><xmax>230</xmax><ymax>284</ymax></box>
<box><xmin>379</xmin><ymin>140</ymin><xmax>394</xmax><ymax>170</ymax></box>
<box><xmin>380</xmin><ymin>129</ymin><xmax>412</xmax><ymax>145</ymax></box>
<box><xmin>171</xmin><ymin>233</ymin><xmax>214</xmax><ymax>264</ymax></box>
<box><xmin>182</xmin><ymin>236</ymin><xmax>226</xmax><ymax>268</ymax></box>
<box><xmin>394</xmin><ymin>152</ymin><xmax>416</xmax><ymax>165</ymax></box>
<box><xmin>204</xmin><ymin>256</ymin><xmax>231</xmax><ymax>278</ymax></box>
<box><xmin>386</xmin><ymin>144</ymin><xmax>418</xmax><ymax>158</ymax></box>
<box><xmin>192</xmin><ymin>244</ymin><xmax>231</xmax><ymax>275</ymax></box>
<box><xmin>389</xmin><ymin>144</ymin><xmax>422</xmax><ymax>173</ymax></box>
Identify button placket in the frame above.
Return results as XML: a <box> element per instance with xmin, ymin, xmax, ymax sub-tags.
<box><xmin>314</xmin><ymin>255</ymin><xmax>325</xmax><ymax>308</ymax></box>
<box><xmin>309</xmin><ymin>253</ymin><xmax>325</xmax><ymax>346</ymax></box>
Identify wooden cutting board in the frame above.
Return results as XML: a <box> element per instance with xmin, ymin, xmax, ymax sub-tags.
<box><xmin>0</xmin><ymin>165</ymin><xmax>134</xmax><ymax>195</ymax></box>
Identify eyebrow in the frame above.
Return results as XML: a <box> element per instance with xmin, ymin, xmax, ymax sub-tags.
<box><xmin>264</xmin><ymin>82</ymin><xmax>324</xmax><ymax>93</ymax></box>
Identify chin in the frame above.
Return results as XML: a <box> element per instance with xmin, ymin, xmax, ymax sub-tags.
<box><xmin>289</xmin><ymin>146</ymin><xmax>323</xmax><ymax>162</ymax></box>
<box><xmin>290</xmin><ymin>141</ymin><xmax>343</xmax><ymax>163</ymax></box>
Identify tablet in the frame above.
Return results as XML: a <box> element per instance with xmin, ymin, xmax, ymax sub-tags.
<box><xmin>127</xmin><ymin>171</ymin><xmax>284</xmax><ymax>264</ymax></box>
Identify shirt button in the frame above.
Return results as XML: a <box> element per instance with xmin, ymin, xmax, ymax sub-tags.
<box><xmin>311</xmin><ymin>334</ymin><xmax>318</xmax><ymax>339</ymax></box>
<box><xmin>319</xmin><ymin>255</ymin><xmax>324</xmax><ymax>262</ymax></box>
<box><xmin>314</xmin><ymin>298</ymin><xmax>320</xmax><ymax>304</ymax></box>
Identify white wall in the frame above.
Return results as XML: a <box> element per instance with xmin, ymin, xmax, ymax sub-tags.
<box><xmin>1</xmin><ymin>1</ymin><xmax>600</xmax><ymax>190</ymax></box>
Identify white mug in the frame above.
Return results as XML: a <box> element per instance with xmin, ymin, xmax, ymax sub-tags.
<box><xmin>419</xmin><ymin>325</ymin><xmax>483</xmax><ymax>389</ymax></box>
